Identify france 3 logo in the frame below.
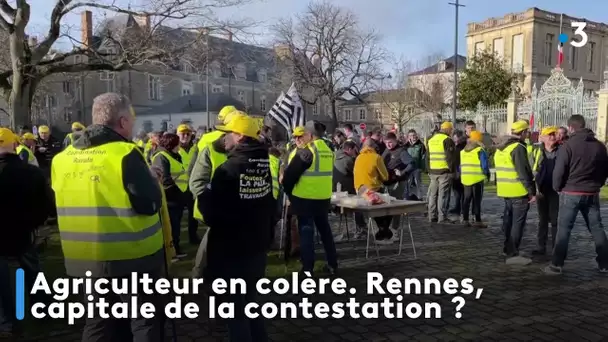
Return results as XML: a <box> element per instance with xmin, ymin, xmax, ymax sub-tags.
<box><xmin>559</xmin><ymin>22</ymin><xmax>588</xmax><ymax>48</ymax></box>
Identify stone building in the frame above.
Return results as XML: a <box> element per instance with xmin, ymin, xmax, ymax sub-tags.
<box><xmin>466</xmin><ymin>7</ymin><xmax>608</xmax><ymax>96</ymax></box>
<box><xmin>24</xmin><ymin>11</ymin><xmax>327</xmax><ymax>133</ymax></box>
<box><xmin>338</xmin><ymin>88</ymin><xmax>433</xmax><ymax>132</ymax></box>
<box><xmin>407</xmin><ymin>55</ymin><xmax>466</xmax><ymax>104</ymax></box>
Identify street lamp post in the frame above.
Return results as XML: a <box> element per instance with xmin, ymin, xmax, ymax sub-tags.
<box><xmin>448</xmin><ymin>0</ymin><xmax>465</xmax><ymax>125</ymax></box>
<box><xmin>379</xmin><ymin>73</ymin><xmax>392</xmax><ymax>128</ymax></box>
<box><xmin>205</xmin><ymin>31</ymin><xmax>211</xmax><ymax>130</ymax></box>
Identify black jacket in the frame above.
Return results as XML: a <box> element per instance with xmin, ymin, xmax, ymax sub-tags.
<box><xmin>73</xmin><ymin>125</ymin><xmax>162</xmax><ymax>215</ymax></box>
<box><xmin>333</xmin><ymin>148</ymin><xmax>356</xmax><ymax>194</ymax></box>
<box><xmin>200</xmin><ymin>139</ymin><xmax>277</xmax><ymax>262</ymax></box>
<box><xmin>382</xmin><ymin>144</ymin><xmax>415</xmax><ymax>185</ymax></box>
<box><xmin>0</xmin><ymin>153</ymin><xmax>53</xmax><ymax>256</ymax></box>
<box><xmin>282</xmin><ymin>141</ymin><xmax>331</xmax><ymax>216</ymax></box>
<box><xmin>34</xmin><ymin>136</ymin><xmax>62</xmax><ymax>171</ymax></box>
<box><xmin>553</xmin><ymin>128</ymin><xmax>608</xmax><ymax>194</ymax></box>
<box><xmin>151</xmin><ymin>148</ymin><xmax>186</xmax><ymax>206</ymax></box>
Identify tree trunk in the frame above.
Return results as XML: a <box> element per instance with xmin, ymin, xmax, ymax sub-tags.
<box><xmin>7</xmin><ymin>76</ymin><xmax>36</xmax><ymax>131</ymax></box>
<box><xmin>8</xmin><ymin>84</ymin><xmax>34</xmax><ymax>130</ymax></box>
<box><xmin>330</xmin><ymin>100</ymin><xmax>338</xmax><ymax>131</ymax></box>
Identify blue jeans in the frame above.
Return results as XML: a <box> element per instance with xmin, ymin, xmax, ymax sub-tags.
<box><xmin>297</xmin><ymin>215</ymin><xmax>338</xmax><ymax>272</ymax></box>
<box><xmin>552</xmin><ymin>193</ymin><xmax>608</xmax><ymax>269</ymax></box>
<box><xmin>0</xmin><ymin>247</ymin><xmax>43</xmax><ymax>331</ymax></box>
<box><xmin>208</xmin><ymin>253</ymin><xmax>268</xmax><ymax>342</ymax></box>
<box><xmin>502</xmin><ymin>197</ymin><xmax>530</xmax><ymax>257</ymax></box>
<box><xmin>168</xmin><ymin>205</ymin><xmax>184</xmax><ymax>254</ymax></box>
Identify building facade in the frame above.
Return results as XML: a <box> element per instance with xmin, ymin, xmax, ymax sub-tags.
<box><xmin>24</xmin><ymin>11</ymin><xmax>333</xmax><ymax>133</ymax></box>
<box><xmin>466</xmin><ymin>7</ymin><xmax>608</xmax><ymax>96</ymax></box>
<box><xmin>338</xmin><ymin>88</ymin><xmax>434</xmax><ymax>132</ymax></box>
<box><xmin>407</xmin><ymin>55</ymin><xmax>466</xmax><ymax>104</ymax></box>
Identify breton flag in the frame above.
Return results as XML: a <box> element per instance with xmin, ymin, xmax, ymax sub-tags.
<box><xmin>267</xmin><ymin>83</ymin><xmax>305</xmax><ymax>135</ymax></box>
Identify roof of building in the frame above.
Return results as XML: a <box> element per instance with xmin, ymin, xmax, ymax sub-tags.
<box><xmin>340</xmin><ymin>88</ymin><xmax>431</xmax><ymax>106</ymax></box>
<box><xmin>139</xmin><ymin>93</ymin><xmax>253</xmax><ymax>115</ymax></box>
<box><xmin>93</xmin><ymin>14</ymin><xmax>276</xmax><ymax>82</ymax></box>
<box><xmin>408</xmin><ymin>55</ymin><xmax>466</xmax><ymax>76</ymax></box>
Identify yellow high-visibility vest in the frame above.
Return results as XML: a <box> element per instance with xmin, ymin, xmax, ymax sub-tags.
<box><xmin>152</xmin><ymin>151</ymin><xmax>188</xmax><ymax>192</ymax></box>
<box><xmin>460</xmin><ymin>147</ymin><xmax>485</xmax><ymax>186</ymax></box>
<box><xmin>66</xmin><ymin>133</ymin><xmax>74</xmax><ymax>145</ymax></box>
<box><xmin>427</xmin><ymin>133</ymin><xmax>449</xmax><ymax>170</ymax></box>
<box><xmin>291</xmin><ymin>139</ymin><xmax>333</xmax><ymax>200</ymax></box>
<box><xmin>51</xmin><ymin>142</ymin><xmax>163</xmax><ymax>272</ymax></box>
<box><xmin>525</xmin><ymin>139</ymin><xmax>533</xmax><ymax>156</ymax></box>
<box><xmin>196</xmin><ymin>130</ymin><xmax>223</xmax><ymax>151</ymax></box>
<box><xmin>493</xmin><ymin>142</ymin><xmax>528</xmax><ymax>198</ymax></box>
<box><xmin>178</xmin><ymin>146</ymin><xmax>196</xmax><ymax>171</ymax></box>
<box><xmin>269</xmin><ymin>154</ymin><xmax>280</xmax><ymax>199</ymax></box>
<box><xmin>143</xmin><ymin>140</ymin><xmax>153</xmax><ymax>156</ymax></box>
<box><xmin>135</xmin><ymin>139</ymin><xmax>145</xmax><ymax>148</ymax></box>
<box><xmin>16</xmin><ymin>145</ymin><xmax>38</xmax><ymax>166</ymax></box>
<box><xmin>192</xmin><ymin>145</ymin><xmax>227</xmax><ymax>221</ymax></box>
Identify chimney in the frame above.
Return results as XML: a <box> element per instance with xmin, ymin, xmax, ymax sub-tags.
<box><xmin>135</xmin><ymin>14</ymin><xmax>150</xmax><ymax>31</ymax></box>
<box><xmin>274</xmin><ymin>44</ymin><xmax>291</xmax><ymax>59</ymax></box>
<box><xmin>81</xmin><ymin>11</ymin><xmax>93</xmax><ymax>48</ymax></box>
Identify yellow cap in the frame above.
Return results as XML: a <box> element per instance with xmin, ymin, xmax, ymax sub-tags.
<box><xmin>22</xmin><ymin>132</ymin><xmax>36</xmax><ymax>140</ymax></box>
<box><xmin>440</xmin><ymin>121</ymin><xmax>453</xmax><ymax>130</ymax></box>
<box><xmin>215</xmin><ymin>111</ymin><xmax>244</xmax><ymax>131</ymax></box>
<box><xmin>469</xmin><ymin>130</ymin><xmax>483</xmax><ymax>142</ymax></box>
<box><xmin>217</xmin><ymin>106</ymin><xmax>237</xmax><ymax>123</ymax></box>
<box><xmin>293</xmin><ymin>126</ymin><xmax>306</xmax><ymax>137</ymax></box>
<box><xmin>218</xmin><ymin>113</ymin><xmax>259</xmax><ymax>139</ymax></box>
<box><xmin>0</xmin><ymin>128</ymin><xmax>18</xmax><ymax>147</ymax></box>
<box><xmin>71</xmin><ymin>122</ymin><xmax>85</xmax><ymax>130</ymax></box>
<box><xmin>38</xmin><ymin>125</ymin><xmax>50</xmax><ymax>133</ymax></box>
<box><xmin>540</xmin><ymin>125</ymin><xmax>558</xmax><ymax>136</ymax></box>
<box><xmin>511</xmin><ymin>120</ymin><xmax>530</xmax><ymax>133</ymax></box>
<box><xmin>177</xmin><ymin>124</ymin><xmax>191</xmax><ymax>133</ymax></box>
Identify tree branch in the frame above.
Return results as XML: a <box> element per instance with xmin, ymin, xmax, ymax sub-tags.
<box><xmin>31</xmin><ymin>0</ymin><xmax>72</xmax><ymax>63</ymax></box>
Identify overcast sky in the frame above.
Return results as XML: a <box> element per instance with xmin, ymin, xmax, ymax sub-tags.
<box><xmin>27</xmin><ymin>0</ymin><xmax>608</xmax><ymax>72</ymax></box>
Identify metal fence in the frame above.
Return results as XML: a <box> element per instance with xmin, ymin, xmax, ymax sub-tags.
<box><xmin>405</xmin><ymin>103</ymin><xmax>508</xmax><ymax>138</ymax></box>
<box><xmin>517</xmin><ymin>68</ymin><xmax>598</xmax><ymax>132</ymax></box>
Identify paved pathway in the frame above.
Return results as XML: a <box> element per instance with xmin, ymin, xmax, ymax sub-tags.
<box><xmin>24</xmin><ymin>192</ymin><xmax>608</xmax><ymax>341</ymax></box>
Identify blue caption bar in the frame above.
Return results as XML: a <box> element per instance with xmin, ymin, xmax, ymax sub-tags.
<box><xmin>15</xmin><ymin>268</ymin><xmax>24</xmax><ymax>320</ymax></box>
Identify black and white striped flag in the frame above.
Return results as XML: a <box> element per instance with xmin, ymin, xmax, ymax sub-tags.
<box><xmin>267</xmin><ymin>83</ymin><xmax>305</xmax><ymax>135</ymax></box>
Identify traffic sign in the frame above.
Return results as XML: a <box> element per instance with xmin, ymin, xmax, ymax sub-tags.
<box><xmin>359</xmin><ymin>123</ymin><xmax>366</xmax><ymax>130</ymax></box>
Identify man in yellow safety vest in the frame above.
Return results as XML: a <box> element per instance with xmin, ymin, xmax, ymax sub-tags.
<box><xmin>176</xmin><ymin>123</ymin><xmax>200</xmax><ymax>244</ymax></box>
<box><xmin>528</xmin><ymin>126</ymin><xmax>560</xmax><ymax>255</ymax></box>
<box><xmin>187</xmin><ymin>105</ymin><xmax>237</xmax><ymax>175</ymax></box>
<box><xmin>459</xmin><ymin>130</ymin><xmax>489</xmax><ymax>227</ymax></box>
<box><xmin>196</xmin><ymin>113</ymin><xmax>275</xmax><ymax>341</ymax></box>
<box><xmin>190</xmin><ymin>111</ymin><xmax>246</xmax><ymax>275</ymax></box>
<box><xmin>282</xmin><ymin>121</ymin><xmax>337</xmax><ymax>275</ymax></box>
<box><xmin>494</xmin><ymin>120</ymin><xmax>536</xmax><ymax>266</ymax></box>
<box><xmin>426</xmin><ymin>121</ymin><xmax>457</xmax><ymax>223</ymax></box>
<box><xmin>62</xmin><ymin>122</ymin><xmax>85</xmax><ymax>149</ymax></box>
<box><xmin>17</xmin><ymin>132</ymin><xmax>39</xmax><ymax>166</ymax></box>
<box><xmin>51</xmin><ymin>93</ymin><xmax>164</xmax><ymax>341</ymax></box>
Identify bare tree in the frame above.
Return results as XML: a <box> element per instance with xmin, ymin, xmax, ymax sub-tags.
<box><xmin>273</xmin><ymin>0</ymin><xmax>385</xmax><ymax>129</ymax></box>
<box><xmin>375</xmin><ymin>56</ymin><xmax>448</xmax><ymax>131</ymax></box>
<box><xmin>0</xmin><ymin>0</ymin><xmax>256</xmax><ymax>129</ymax></box>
